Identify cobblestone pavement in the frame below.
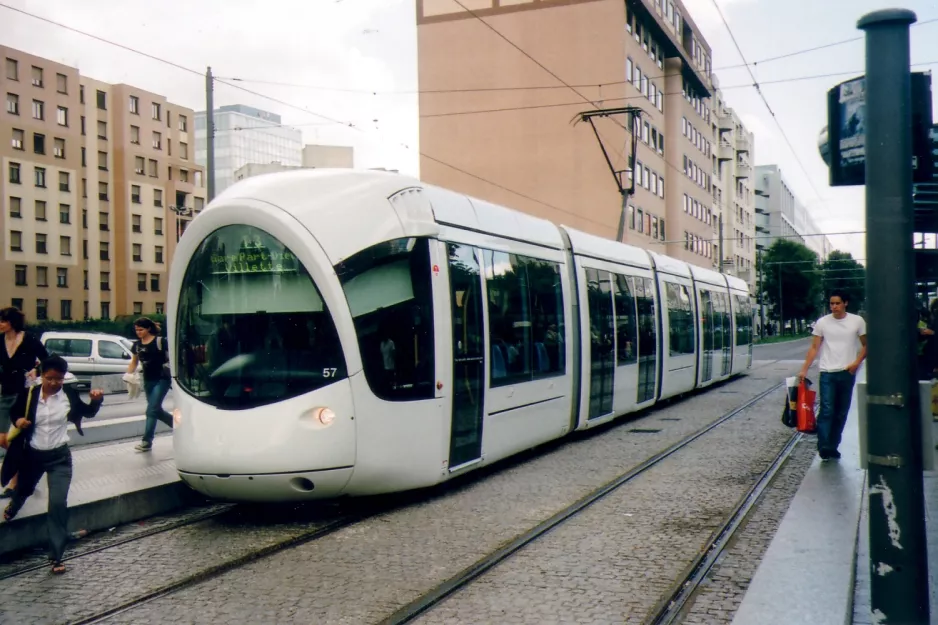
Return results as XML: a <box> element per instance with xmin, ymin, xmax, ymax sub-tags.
<box><xmin>64</xmin><ymin>361</ymin><xmax>801</xmax><ymax>625</ymax></box>
<box><xmin>0</xmin><ymin>502</ymin><xmax>346</xmax><ymax>624</ymax></box>
<box><xmin>679</xmin><ymin>437</ymin><xmax>817</xmax><ymax>625</ymax></box>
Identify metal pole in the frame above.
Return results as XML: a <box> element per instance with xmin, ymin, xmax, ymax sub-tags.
<box><xmin>206</xmin><ymin>66</ymin><xmax>216</xmax><ymax>202</ymax></box>
<box><xmin>758</xmin><ymin>249</ymin><xmax>765</xmax><ymax>338</ymax></box>
<box><xmin>778</xmin><ymin>264</ymin><xmax>783</xmax><ymax>335</ymax></box>
<box><xmin>859</xmin><ymin>9</ymin><xmax>930</xmax><ymax>624</ymax></box>
<box><xmin>616</xmin><ymin>192</ymin><xmax>627</xmax><ymax>243</ymax></box>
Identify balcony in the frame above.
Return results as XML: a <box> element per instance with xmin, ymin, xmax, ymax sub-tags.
<box><xmin>735</xmin><ymin>163</ymin><xmax>752</xmax><ymax>179</ymax></box>
<box><xmin>717</xmin><ymin>109</ymin><xmax>733</xmax><ymax>132</ymax></box>
<box><xmin>736</xmin><ymin>135</ymin><xmax>751</xmax><ymax>153</ymax></box>
<box><xmin>718</xmin><ymin>141</ymin><xmax>734</xmax><ymax>162</ymax></box>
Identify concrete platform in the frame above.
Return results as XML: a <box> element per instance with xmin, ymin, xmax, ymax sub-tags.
<box><xmin>733</xmin><ymin>365</ymin><xmax>938</xmax><ymax>625</ymax></box>
<box><xmin>0</xmin><ymin>435</ymin><xmax>194</xmax><ymax>557</ymax></box>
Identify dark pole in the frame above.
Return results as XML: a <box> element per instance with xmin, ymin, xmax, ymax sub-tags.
<box><xmin>859</xmin><ymin>9</ymin><xmax>930</xmax><ymax>624</ymax></box>
<box><xmin>758</xmin><ymin>249</ymin><xmax>765</xmax><ymax>338</ymax></box>
<box><xmin>778</xmin><ymin>264</ymin><xmax>783</xmax><ymax>335</ymax></box>
<box><xmin>718</xmin><ymin>214</ymin><xmax>724</xmax><ymax>273</ymax></box>
<box><xmin>206</xmin><ymin>66</ymin><xmax>216</xmax><ymax>202</ymax></box>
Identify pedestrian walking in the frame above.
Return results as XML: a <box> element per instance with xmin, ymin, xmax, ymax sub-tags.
<box><xmin>1</xmin><ymin>355</ymin><xmax>104</xmax><ymax>574</ymax></box>
<box><xmin>797</xmin><ymin>290</ymin><xmax>867</xmax><ymax>460</ymax></box>
<box><xmin>0</xmin><ymin>306</ymin><xmax>49</xmax><ymax>497</ymax></box>
<box><xmin>127</xmin><ymin>317</ymin><xmax>173</xmax><ymax>452</ymax></box>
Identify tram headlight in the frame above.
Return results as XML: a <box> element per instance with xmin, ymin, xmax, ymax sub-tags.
<box><xmin>314</xmin><ymin>407</ymin><xmax>336</xmax><ymax>426</ymax></box>
<box><xmin>173</xmin><ymin>408</ymin><xmax>183</xmax><ymax>426</ymax></box>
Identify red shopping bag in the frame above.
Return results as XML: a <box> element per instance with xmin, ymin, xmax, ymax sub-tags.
<box><xmin>796</xmin><ymin>381</ymin><xmax>817</xmax><ymax>434</ymax></box>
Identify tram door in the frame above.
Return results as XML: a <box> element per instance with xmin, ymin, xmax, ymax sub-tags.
<box><xmin>700</xmin><ymin>290</ymin><xmax>714</xmax><ymax>384</ymax></box>
<box><xmin>447</xmin><ymin>244</ymin><xmax>486</xmax><ymax>469</ymax></box>
<box><xmin>586</xmin><ymin>269</ymin><xmax>615</xmax><ymax>419</ymax></box>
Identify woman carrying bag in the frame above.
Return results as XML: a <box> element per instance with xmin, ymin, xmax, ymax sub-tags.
<box><xmin>1</xmin><ymin>356</ymin><xmax>104</xmax><ymax>574</ymax></box>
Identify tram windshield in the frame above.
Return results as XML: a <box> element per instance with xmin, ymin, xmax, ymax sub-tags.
<box><xmin>174</xmin><ymin>224</ymin><xmax>346</xmax><ymax>409</ymax></box>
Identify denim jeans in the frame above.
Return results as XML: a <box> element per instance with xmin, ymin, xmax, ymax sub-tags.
<box><xmin>143</xmin><ymin>378</ymin><xmax>173</xmax><ymax>444</ymax></box>
<box><xmin>817</xmin><ymin>370</ymin><xmax>857</xmax><ymax>454</ymax></box>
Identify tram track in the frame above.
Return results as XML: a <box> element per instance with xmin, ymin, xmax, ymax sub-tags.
<box><xmin>378</xmin><ymin>381</ymin><xmax>787</xmax><ymax>625</ymax></box>
<box><xmin>0</xmin><ymin>503</ymin><xmax>234</xmax><ymax>582</ymax></box>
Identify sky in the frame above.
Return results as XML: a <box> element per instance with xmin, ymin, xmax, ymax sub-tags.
<box><xmin>2</xmin><ymin>0</ymin><xmax>936</xmax><ymax>261</ymax></box>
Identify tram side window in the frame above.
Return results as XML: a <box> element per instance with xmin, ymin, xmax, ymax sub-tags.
<box><xmin>614</xmin><ymin>274</ymin><xmax>637</xmax><ymax>365</ymax></box>
<box><xmin>665</xmin><ymin>282</ymin><xmax>695</xmax><ymax>355</ymax></box>
<box><xmin>634</xmin><ymin>277</ymin><xmax>657</xmax><ymax>358</ymax></box>
<box><xmin>336</xmin><ymin>237</ymin><xmax>435</xmax><ymax>401</ymax></box>
<box><xmin>735</xmin><ymin>295</ymin><xmax>752</xmax><ymax>345</ymax></box>
<box><xmin>484</xmin><ymin>250</ymin><xmax>565</xmax><ymax>386</ymax></box>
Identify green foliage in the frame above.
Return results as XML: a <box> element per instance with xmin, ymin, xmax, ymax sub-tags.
<box><xmin>818</xmin><ymin>251</ymin><xmax>865</xmax><ymax>313</ymax></box>
<box><xmin>27</xmin><ymin>314</ymin><xmax>167</xmax><ymax>340</ymax></box>
<box><xmin>761</xmin><ymin>239</ymin><xmax>821</xmax><ymax>324</ymax></box>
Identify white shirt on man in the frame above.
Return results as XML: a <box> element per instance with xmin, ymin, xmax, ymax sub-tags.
<box><xmin>30</xmin><ymin>387</ymin><xmax>69</xmax><ymax>451</ymax></box>
<box><xmin>812</xmin><ymin>312</ymin><xmax>866</xmax><ymax>372</ymax></box>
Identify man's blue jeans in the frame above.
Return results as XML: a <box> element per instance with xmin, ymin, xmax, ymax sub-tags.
<box><xmin>817</xmin><ymin>370</ymin><xmax>857</xmax><ymax>454</ymax></box>
<box><xmin>143</xmin><ymin>379</ymin><xmax>173</xmax><ymax>444</ymax></box>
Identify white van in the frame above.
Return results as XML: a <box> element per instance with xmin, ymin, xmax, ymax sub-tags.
<box><xmin>41</xmin><ymin>331</ymin><xmax>135</xmax><ymax>385</ymax></box>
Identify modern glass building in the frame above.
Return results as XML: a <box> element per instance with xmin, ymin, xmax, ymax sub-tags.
<box><xmin>194</xmin><ymin>104</ymin><xmax>302</xmax><ymax>195</ymax></box>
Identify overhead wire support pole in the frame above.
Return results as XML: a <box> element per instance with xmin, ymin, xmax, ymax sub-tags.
<box><xmin>858</xmin><ymin>8</ymin><xmax>931</xmax><ymax>624</ymax></box>
<box><xmin>206</xmin><ymin>66</ymin><xmax>216</xmax><ymax>203</ymax></box>
<box><xmin>574</xmin><ymin>106</ymin><xmax>644</xmax><ymax>243</ymax></box>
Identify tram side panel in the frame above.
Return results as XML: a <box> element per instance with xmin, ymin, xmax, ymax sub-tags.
<box><xmin>656</xmin><ymin>273</ymin><xmax>698</xmax><ymax>400</ymax></box>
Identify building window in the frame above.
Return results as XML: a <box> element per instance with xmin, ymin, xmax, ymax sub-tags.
<box><xmin>31</xmin><ymin>66</ymin><xmax>43</xmax><ymax>87</ymax></box>
<box><xmin>9</xmin><ymin>162</ymin><xmax>20</xmax><ymax>184</ymax></box>
<box><xmin>60</xmin><ymin>300</ymin><xmax>72</xmax><ymax>320</ymax></box>
<box><xmin>57</xmin><ymin>267</ymin><xmax>68</xmax><ymax>288</ymax></box>
<box><xmin>154</xmin><ymin>189</ymin><xmax>162</xmax><ymax>206</ymax></box>
<box><xmin>180</xmin><ymin>142</ymin><xmax>188</xmax><ymax>160</ymax></box>
<box><xmin>34</xmin><ymin>167</ymin><xmax>45</xmax><ymax>188</ymax></box>
<box><xmin>56</xmin><ymin>72</ymin><xmax>67</xmax><ymax>94</ymax></box>
<box><xmin>33</xmin><ymin>133</ymin><xmax>45</xmax><ymax>154</ymax></box>
<box><xmin>96</xmin><ymin>90</ymin><xmax>106</xmax><ymax>110</ymax></box>
<box><xmin>98</xmin><ymin>181</ymin><xmax>108</xmax><ymax>201</ymax></box>
<box><xmin>10</xmin><ymin>196</ymin><xmax>21</xmax><ymax>218</ymax></box>
<box><xmin>54</xmin><ymin>137</ymin><xmax>65</xmax><ymax>159</ymax></box>
<box><xmin>100</xmin><ymin>272</ymin><xmax>110</xmax><ymax>291</ymax></box>
<box><xmin>82</xmin><ymin>209</ymin><xmax>87</xmax><ymax>229</ymax></box>
<box><xmin>148</xmin><ymin>159</ymin><xmax>158</xmax><ymax>177</ymax></box>
<box><xmin>130</xmin><ymin>126</ymin><xmax>140</xmax><ymax>145</ymax></box>
<box><xmin>152</xmin><ymin>102</ymin><xmax>160</xmax><ymax>120</ymax></box>
<box><xmin>36</xmin><ymin>266</ymin><xmax>48</xmax><ymax>287</ymax></box>
<box><xmin>194</xmin><ymin>197</ymin><xmax>204</xmax><ymax>212</ymax></box>
<box><xmin>99</xmin><ymin>241</ymin><xmax>109</xmax><ymax>261</ymax></box>
<box><xmin>11</xmin><ymin>128</ymin><xmax>23</xmax><ymax>150</ymax></box>
<box><xmin>80</xmin><ymin>116</ymin><xmax>85</xmax><ymax>136</ymax></box>
<box><xmin>133</xmin><ymin>244</ymin><xmax>142</xmax><ymax>262</ymax></box>
<box><xmin>98</xmin><ymin>150</ymin><xmax>107</xmax><ymax>171</ymax></box>
<box><xmin>36</xmin><ymin>233</ymin><xmax>47</xmax><ymax>254</ymax></box>
<box><xmin>5</xmin><ymin>58</ymin><xmax>17</xmax><ymax>80</ymax></box>
<box><xmin>97</xmin><ymin>120</ymin><xmax>107</xmax><ymax>140</ymax></box>
<box><xmin>133</xmin><ymin>302</ymin><xmax>143</xmax><ymax>315</ymax></box>
<box><xmin>56</xmin><ymin>106</ymin><xmax>67</xmax><ymax>126</ymax></box>
<box><xmin>35</xmin><ymin>200</ymin><xmax>46</xmax><ymax>221</ymax></box>
<box><xmin>6</xmin><ymin>93</ymin><xmax>19</xmax><ymax>115</ymax></box>
<box><xmin>178</xmin><ymin>115</ymin><xmax>187</xmax><ymax>132</ymax></box>
<box><xmin>132</xmin><ymin>185</ymin><xmax>141</xmax><ymax>204</ymax></box>
<box><xmin>10</xmin><ymin>230</ymin><xmax>22</xmax><ymax>251</ymax></box>
<box><xmin>36</xmin><ymin>299</ymin><xmax>47</xmax><ymax>321</ymax></box>
<box><xmin>99</xmin><ymin>211</ymin><xmax>109</xmax><ymax>231</ymax></box>
<box><xmin>132</xmin><ymin>214</ymin><xmax>141</xmax><ymax>233</ymax></box>
<box><xmin>101</xmin><ymin>301</ymin><xmax>110</xmax><ymax>320</ymax></box>
<box><xmin>60</xmin><ymin>235</ymin><xmax>71</xmax><ymax>255</ymax></box>
<box><xmin>14</xmin><ymin>265</ymin><xmax>26</xmax><ymax>286</ymax></box>
<box><xmin>155</xmin><ymin>246</ymin><xmax>163</xmax><ymax>263</ymax></box>
<box><xmin>179</xmin><ymin>168</ymin><xmax>188</xmax><ymax>183</ymax></box>
<box><xmin>150</xmin><ymin>273</ymin><xmax>160</xmax><ymax>292</ymax></box>
<box><xmin>155</xmin><ymin>302</ymin><xmax>164</xmax><ymax>315</ymax></box>
<box><xmin>153</xmin><ymin>217</ymin><xmax>163</xmax><ymax>235</ymax></box>
<box><xmin>137</xmin><ymin>273</ymin><xmax>147</xmax><ymax>291</ymax></box>
<box><xmin>32</xmin><ymin>100</ymin><xmax>43</xmax><ymax>120</ymax></box>
<box><xmin>129</xmin><ymin>95</ymin><xmax>139</xmax><ymax>114</ymax></box>
<box><xmin>83</xmin><ymin>270</ymin><xmax>88</xmax><ymax>289</ymax></box>
<box><xmin>152</xmin><ymin>131</ymin><xmax>161</xmax><ymax>150</ymax></box>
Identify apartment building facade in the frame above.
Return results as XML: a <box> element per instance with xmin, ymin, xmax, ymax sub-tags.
<box><xmin>754</xmin><ymin>164</ymin><xmax>831</xmax><ymax>261</ymax></box>
<box><xmin>417</xmin><ymin>0</ymin><xmax>717</xmax><ymax>267</ymax></box>
<box><xmin>710</xmin><ymin>84</ymin><xmax>756</xmax><ymax>290</ymax></box>
<box><xmin>2</xmin><ymin>46</ymin><xmax>206</xmax><ymax>322</ymax></box>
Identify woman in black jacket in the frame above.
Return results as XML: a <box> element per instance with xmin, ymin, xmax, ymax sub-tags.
<box><xmin>0</xmin><ymin>306</ymin><xmax>48</xmax><ymax>498</ymax></box>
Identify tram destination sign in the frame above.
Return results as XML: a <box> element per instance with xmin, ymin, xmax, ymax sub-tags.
<box><xmin>826</xmin><ymin>71</ymin><xmax>934</xmax><ymax>186</ymax></box>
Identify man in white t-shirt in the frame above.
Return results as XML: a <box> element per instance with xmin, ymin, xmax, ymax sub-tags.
<box><xmin>798</xmin><ymin>290</ymin><xmax>867</xmax><ymax>461</ymax></box>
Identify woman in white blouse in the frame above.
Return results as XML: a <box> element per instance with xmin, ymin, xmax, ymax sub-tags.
<box><xmin>1</xmin><ymin>355</ymin><xmax>103</xmax><ymax>574</ymax></box>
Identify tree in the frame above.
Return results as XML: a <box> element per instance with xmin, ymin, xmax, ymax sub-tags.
<box><xmin>818</xmin><ymin>251</ymin><xmax>865</xmax><ymax>314</ymax></box>
<box><xmin>761</xmin><ymin>239</ymin><xmax>821</xmax><ymax>332</ymax></box>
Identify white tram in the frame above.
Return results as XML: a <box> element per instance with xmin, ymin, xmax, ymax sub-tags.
<box><xmin>167</xmin><ymin>170</ymin><xmax>753</xmax><ymax>502</ymax></box>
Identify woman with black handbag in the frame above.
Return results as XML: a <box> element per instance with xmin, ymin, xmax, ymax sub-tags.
<box><xmin>127</xmin><ymin>317</ymin><xmax>173</xmax><ymax>452</ymax></box>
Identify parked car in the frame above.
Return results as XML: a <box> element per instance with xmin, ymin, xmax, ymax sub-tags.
<box><xmin>40</xmin><ymin>331</ymin><xmax>134</xmax><ymax>385</ymax></box>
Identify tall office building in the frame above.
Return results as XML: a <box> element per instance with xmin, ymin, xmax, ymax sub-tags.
<box><xmin>754</xmin><ymin>164</ymin><xmax>831</xmax><ymax>261</ymax></box>
<box><xmin>1</xmin><ymin>45</ymin><xmax>206</xmax><ymax>321</ymax></box>
<box><xmin>417</xmin><ymin>0</ymin><xmax>718</xmax><ymax>267</ymax></box>
<box><xmin>194</xmin><ymin>104</ymin><xmax>302</xmax><ymax>195</ymax></box>
<box><xmin>710</xmin><ymin>83</ymin><xmax>756</xmax><ymax>290</ymax></box>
